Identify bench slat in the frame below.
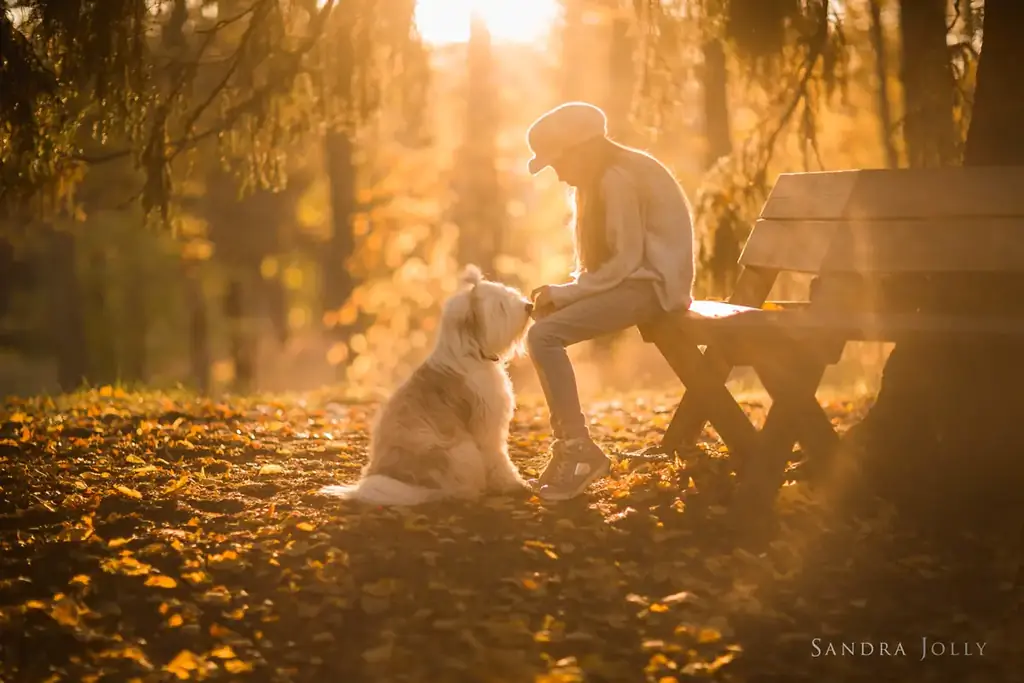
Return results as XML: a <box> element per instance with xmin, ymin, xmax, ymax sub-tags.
<box><xmin>740</xmin><ymin>218</ymin><xmax>1024</xmax><ymax>274</ymax></box>
<box><xmin>761</xmin><ymin>168</ymin><xmax>1024</xmax><ymax>221</ymax></box>
<box><xmin>674</xmin><ymin>306</ymin><xmax>1024</xmax><ymax>343</ymax></box>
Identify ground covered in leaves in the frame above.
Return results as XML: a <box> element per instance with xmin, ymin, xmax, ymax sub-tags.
<box><xmin>1</xmin><ymin>388</ymin><xmax>1021</xmax><ymax>683</ymax></box>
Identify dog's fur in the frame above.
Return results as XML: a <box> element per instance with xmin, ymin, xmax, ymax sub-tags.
<box><xmin>319</xmin><ymin>266</ymin><xmax>533</xmax><ymax>506</ymax></box>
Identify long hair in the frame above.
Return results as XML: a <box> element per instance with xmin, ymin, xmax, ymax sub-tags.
<box><xmin>570</xmin><ymin>137</ymin><xmax>635</xmax><ymax>278</ymax></box>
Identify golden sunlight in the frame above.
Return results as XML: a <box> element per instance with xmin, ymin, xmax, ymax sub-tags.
<box><xmin>415</xmin><ymin>0</ymin><xmax>559</xmax><ymax>45</ymax></box>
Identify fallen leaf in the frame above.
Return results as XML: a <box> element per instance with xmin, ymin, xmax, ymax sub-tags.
<box><xmin>224</xmin><ymin>660</ymin><xmax>254</xmax><ymax>674</ymax></box>
<box><xmin>165</xmin><ymin>650</ymin><xmax>200</xmax><ymax>680</ymax></box>
<box><xmin>164</xmin><ymin>475</ymin><xmax>189</xmax><ymax>494</ymax></box>
<box><xmin>145</xmin><ymin>575</ymin><xmax>178</xmax><ymax>589</ymax></box>
<box><xmin>115</xmin><ymin>485</ymin><xmax>143</xmax><ymax>500</ymax></box>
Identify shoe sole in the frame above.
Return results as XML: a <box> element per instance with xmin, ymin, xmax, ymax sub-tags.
<box><xmin>537</xmin><ymin>461</ymin><xmax>611</xmax><ymax>501</ymax></box>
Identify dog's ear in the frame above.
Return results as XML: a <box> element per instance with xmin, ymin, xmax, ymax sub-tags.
<box><xmin>460</xmin><ymin>264</ymin><xmax>483</xmax><ymax>287</ymax></box>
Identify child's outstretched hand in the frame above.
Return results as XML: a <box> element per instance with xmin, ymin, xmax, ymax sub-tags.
<box><xmin>530</xmin><ymin>286</ymin><xmax>557</xmax><ymax>319</ymax></box>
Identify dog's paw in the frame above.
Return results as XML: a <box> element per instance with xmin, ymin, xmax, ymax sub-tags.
<box><xmin>492</xmin><ymin>480</ymin><xmax>534</xmax><ymax>497</ymax></box>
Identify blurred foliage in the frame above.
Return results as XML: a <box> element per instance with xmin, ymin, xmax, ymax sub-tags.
<box><xmin>0</xmin><ymin>0</ymin><xmax>985</xmax><ymax>394</ymax></box>
<box><xmin>0</xmin><ymin>0</ymin><xmax>419</xmax><ymax>223</ymax></box>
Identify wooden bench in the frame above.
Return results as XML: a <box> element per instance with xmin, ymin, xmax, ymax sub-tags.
<box><xmin>639</xmin><ymin>167</ymin><xmax>1024</xmax><ymax>500</ymax></box>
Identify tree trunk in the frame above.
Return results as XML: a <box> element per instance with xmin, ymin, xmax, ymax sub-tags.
<box><xmin>123</xmin><ymin>261</ymin><xmax>148</xmax><ymax>384</ymax></box>
<box><xmin>898</xmin><ymin>0</ymin><xmax>958</xmax><ymax>167</ymax></box>
<box><xmin>322</xmin><ymin>128</ymin><xmax>360</xmax><ymax>378</ymax></box>
<box><xmin>84</xmin><ymin>248</ymin><xmax>115</xmax><ymax>384</ymax></box>
<box><xmin>46</xmin><ymin>228</ymin><xmax>89</xmax><ymax>392</ymax></box>
<box><xmin>700</xmin><ymin>37</ymin><xmax>742</xmax><ymax>298</ymax></box>
<box><xmin>603</xmin><ymin>18</ymin><xmax>635</xmax><ymax>143</ymax></box>
<box><xmin>868</xmin><ymin>0</ymin><xmax>899</xmax><ymax>168</ymax></box>
<box><xmin>184</xmin><ymin>264</ymin><xmax>210</xmax><ymax>394</ymax></box>
<box><xmin>961</xmin><ymin>1</ymin><xmax>1024</xmax><ymax>165</ymax></box>
<box><xmin>701</xmin><ymin>38</ymin><xmax>732</xmax><ymax>168</ymax></box>
<box><xmin>453</xmin><ymin>16</ymin><xmax>503</xmax><ymax>278</ymax></box>
<box><xmin>559</xmin><ymin>0</ymin><xmax>588</xmax><ymax>102</ymax></box>
<box><xmin>845</xmin><ymin>0</ymin><xmax>1024</xmax><ymax>518</ymax></box>
<box><xmin>224</xmin><ymin>275</ymin><xmax>255</xmax><ymax>393</ymax></box>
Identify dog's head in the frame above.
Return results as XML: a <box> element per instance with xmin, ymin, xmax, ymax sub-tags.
<box><xmin>439</xmin><ymin>265</ymin><xmax>533</xmax><ymax>362</ymax></box>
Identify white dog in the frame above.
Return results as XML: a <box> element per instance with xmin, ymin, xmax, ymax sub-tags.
<box><xmin>319</xmin><ymin>265</ymin><xmax>534</xmax><ymax>506</ymax></box>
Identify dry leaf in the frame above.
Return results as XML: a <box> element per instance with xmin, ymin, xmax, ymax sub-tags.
<box><xmin>115</xmin><ymin>485</ymin><xmax>143</xmax><ymax>500</ymax></box>
<box><xmin>165</xmin><ymin>650</ymin><xmax>200</xmax><ymax>680</ymax></box>
<box><xmin>145</xmin><ymin>575</ymin><xmax>178</xmax><ymax>589</ymax></box>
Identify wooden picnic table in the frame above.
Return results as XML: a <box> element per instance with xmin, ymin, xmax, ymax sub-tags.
<box><xmin>638</xmin><ymin>167</ymin><xmax>1024</xmax><ymax>506</ymax></box>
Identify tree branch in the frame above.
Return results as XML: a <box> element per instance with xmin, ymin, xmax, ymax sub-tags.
<box><xmin>71</xmin><ymin>0</ymin><xmax>336</xmax><ymax>167</ymax></box>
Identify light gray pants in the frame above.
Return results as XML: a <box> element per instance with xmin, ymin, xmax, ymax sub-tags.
<box><xmin>526</xmin><ymin>279</ymin><xmax>663</xmax><ymax>440</ymax></box>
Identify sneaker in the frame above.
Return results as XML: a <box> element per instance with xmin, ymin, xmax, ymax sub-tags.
<box><xmin>527</xmin><ymin>439</ymin><xmax>570</xmax><ymax>489</ymax></box>
<box><xmin>536</xmin><ymin>438</ymin><xmax>612</xmax><ymax>501</ymax></box>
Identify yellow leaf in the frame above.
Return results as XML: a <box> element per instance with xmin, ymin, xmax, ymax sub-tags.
<box><xmin>100</xmin><ymin>555</ymin><xmax>152</xmax><ymax>576</ymax></box>
<box><xmin>164</xmin><ymin>475</ymin><xmax>189</xmax><ymax>494</ymax></box>
<box><xmin>69</xmin><ymin>574</ymin><xmax>91</xmax><ymax>586</ymax></box>
<box><xmin>224</xmin><ymin>660</ymin><xmax>254</xmax><ymax>674</ymax></box>
<box><xmin>108</xmin><ymin>537</ymin><xmax>131</xmax><ymax>548</ymax></box>
<box><xmin>649</xmin><ymin>603</ymin><xmax>669</xmax><ymax>613</ymax></box>
<box><xmin>97</xmin><ymin>645</ymin><xmax>152</xmax><ymax>668</ymax></box>
<box><xmin>24</xmin><ymin>600</ymin><xmax>47</xmax><ymax>610</ymax></box>
<box><xmin>210</xmin><ymin>623</ymin><xmax>238</xmax><ymax>637</ymax></box>
<box><xmin>697</xmin><ymin>627</ymin><xmax>722</xmax><ymax>643</ymax></box>
<box><xmin>99</xmin><ymin>385</ymin><xmax>113</xmax><ymax>397</ymax></box>
<box><xmin>164</xmin><ymin>650</ymin><xmax>200</xmax><ymax>680</ymax></box>
<box><xmin>295</xmin><ymin>522</ymin><xmax>316</xmax><ymax>532</ymax></box>
<box><xmin>50</xmin><ymin>596</ymin><xmax>83</xmax><ymax>627</ymax></box>
<box><xmin>115</xmin><ymin>485</ymin><xmax>143</xmax><ymax>500</ymax></box>
<box><xmin>126</xmin><ymin>455</ymin><xmax>146</xmax><ymax>465</ymax></box>
<box><xmin>168</xmin><ymin>614</ymin><xmax>184</xmax><ymax>628</ymax></box>
<box><xmin>8</xmin><ymin>411</ymin><xmax>28</xmax><ymax>423</ymax></box>
<box><xmin>209</xmin><ymin>645</ymin><xmax>236</xmax><ymax>659</ymax></box>
<box><xmin>258</xmin><ymin>464</ymin><xmax>285</xmax><ymax>476</ymax></box>
<box><xmin>181</xmin><ymin>571</ymin><xmax>210</xmax><ymax>586</ymax></box>
<box><xmin>145</xmin><ymin>575</ymin><xmax>178</xmax><ymax>589</ymax></box>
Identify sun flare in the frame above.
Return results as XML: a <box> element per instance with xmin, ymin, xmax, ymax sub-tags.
<box><xmin>415</xmin><ymin>0</ymin><xmax>560</xmax><ymax>45</ymax></box>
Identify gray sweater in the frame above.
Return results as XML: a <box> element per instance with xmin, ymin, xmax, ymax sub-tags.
<box><xmin>548</xmin><ymin>149</ymin><xmax>696</xmax><ymax>313</ymax></box>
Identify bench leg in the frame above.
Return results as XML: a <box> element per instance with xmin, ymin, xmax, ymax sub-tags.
<box><xmin>651</xmin><ymin>332</ymin><xmax>759</xmax><ymax>459</ymax></box>
<box><xmin>640</xmin><ymin>266</ymin><xmax>778</xmax><ymax>457</ymax></box>
<box><xmin>756</xmin><ymin>363</ymin><xmax>840</xmax><ymax>461</ymax></box>
<box><xmin>739</xmin><ymin>357</ymin><xmax>830</xmax><ymax>492</ymax></box>
<box><xmin>658</xmin><ymin>344</ymin><xmax>736</xmax><ymax>454</ymax></box>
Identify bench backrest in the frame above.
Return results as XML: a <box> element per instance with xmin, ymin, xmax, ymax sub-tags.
<box><xmin>739</xmin><ymin>168</ymin><xmax>1024</xmax><ymax>274</ymax></box>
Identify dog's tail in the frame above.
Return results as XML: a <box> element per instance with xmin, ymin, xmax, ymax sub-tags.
<box><xmin>319</xmin><ymin>475</ymin><xmax>441</xmax><ymax>506</ymax></box>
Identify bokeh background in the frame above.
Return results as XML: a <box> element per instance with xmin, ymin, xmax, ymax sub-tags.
<box><xmin>0</xmin><ymin>0</ymin><xmax>979</xmax><ymax>399</ymax></box>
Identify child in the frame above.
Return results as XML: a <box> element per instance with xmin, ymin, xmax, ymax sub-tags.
<box><xmin>525</xmin><ymin>102</ymin><xmax>696</xmax><ymax>501</ymax></box>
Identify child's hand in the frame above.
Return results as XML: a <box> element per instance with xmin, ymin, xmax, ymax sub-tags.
<box><xmin>530</xmin><ymin>286</ymin><xmax>557</xmax><ymax>318</ymax></box>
